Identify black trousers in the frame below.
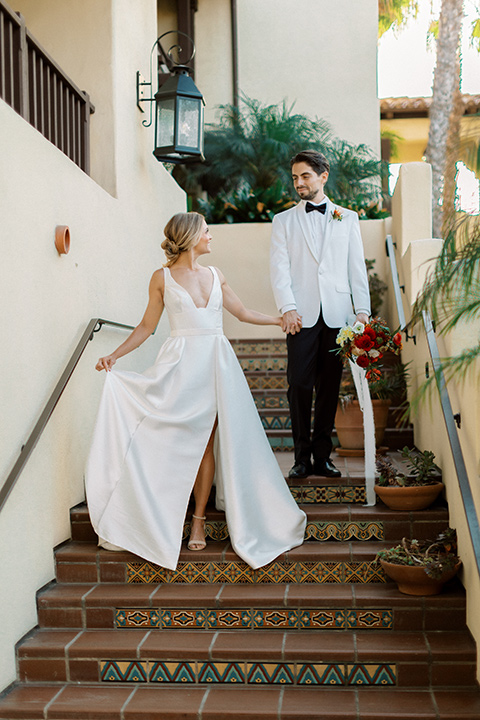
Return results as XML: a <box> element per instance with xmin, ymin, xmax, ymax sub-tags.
<box><xmin>286</xmin><ymin>312</ymin><xmax>343</xmax><ymax>465</ymax></box>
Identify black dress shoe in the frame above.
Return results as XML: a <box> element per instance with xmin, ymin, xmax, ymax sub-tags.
<box><xmin>288</xmin><ymin>461</ymin><xmax>312</xmax><ymax>479</ymax></box>
<box><xmin>313</xmin><ymin>458</ymin><xmax>341</xmax><ymax>478</ymax></box>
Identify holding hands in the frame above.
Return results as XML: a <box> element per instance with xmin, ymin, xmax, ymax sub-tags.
<box><xmin>282</xmin><ymin>310</ymin><xmax>303</xmax><ymax>335</ymax></box>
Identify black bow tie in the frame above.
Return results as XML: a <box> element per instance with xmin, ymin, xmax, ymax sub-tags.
<box><xmin>305</xmin><ymin>202</ymin><xmax>327</xmax><ymax>214</ymax></box>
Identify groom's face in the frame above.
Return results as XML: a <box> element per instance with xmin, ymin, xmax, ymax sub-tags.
<box><xmin>292</xmin><ymin>162</ymin><xmax>328</xmax><ymax>202</ymax></box>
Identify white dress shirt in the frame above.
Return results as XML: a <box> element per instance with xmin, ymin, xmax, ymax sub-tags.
<box><xmin>279</xmin><ymin>196</ymin><xmax>328</xmax><ymax>316</ymax></box>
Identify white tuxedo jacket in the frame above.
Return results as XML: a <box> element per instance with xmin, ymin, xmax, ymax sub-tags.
<box><xmin>270</xmin><ymin>197</ymin><xmax>370</xmax><ymax>328</ymax></box>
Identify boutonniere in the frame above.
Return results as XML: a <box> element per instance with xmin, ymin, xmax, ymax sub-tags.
<box><xmin>331</xmin><ymin>209</ymin><xmax>343</xmax><ymax>222</ymax></box>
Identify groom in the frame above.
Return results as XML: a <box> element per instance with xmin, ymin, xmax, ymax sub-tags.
<box><xmin>270</xmin><ymin>150</ymin><xmax>370</xmax><ymax>479</ymax></box>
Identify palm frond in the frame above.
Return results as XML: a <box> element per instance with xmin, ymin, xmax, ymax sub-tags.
<box><xmin>410</xmin><ymin>215</ymin><xmax>480</xmax><ymax>331</ymax></box>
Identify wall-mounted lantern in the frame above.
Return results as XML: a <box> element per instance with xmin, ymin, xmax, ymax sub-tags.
<box><xmin>136</xmin><ymin>31</ymin><xmax>205</xmax><ymax>164</ymax></box>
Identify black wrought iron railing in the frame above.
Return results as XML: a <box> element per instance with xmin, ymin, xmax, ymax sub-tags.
<box><xmin>0</xmin><ymin>0</ymin><xmax>94</xmax><ymax>172</ymax></box>
<box><xmin>386</xmin><ymin>233</ymin><xmax>480</xmax><ymax>576</ymax></box>
<box><xmin>0</xmin><ymin>318</ymin><xmax>134</xmax><ymax>513</ymax></box>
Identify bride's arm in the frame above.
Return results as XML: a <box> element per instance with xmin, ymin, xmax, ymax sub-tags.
<box><xmin>96</xmin><ymin>270</ymin><xmax>165</xmax><ymax>371</ymax></box>
<box><xmin>217</xmin><ymin>268</ymin><xmax>282</xmax><ymax>327</ymax></box>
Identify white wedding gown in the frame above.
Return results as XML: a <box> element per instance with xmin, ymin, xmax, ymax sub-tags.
<box><xmin>85</xmin><ymin>266</ymin><xmax>306</xmax><ymax>570</ymax></box>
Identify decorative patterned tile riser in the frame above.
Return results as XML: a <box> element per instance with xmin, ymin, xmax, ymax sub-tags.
<box><xmin>182</xmin><ymin>520</ymin><xmax>384</xmax><ymax>542</ymax></box>
<box><xmin>127</xmin><ymin>560</ymin><xmax>386</xmax><ymax>584</ymax></box>
<box><xmin>261</xmin><ymin>413</ymin><xmax>292</xmax><ymax>431</ymax></box>
<box><xmin>268</xmin><ymin>435</ymin><xmax>294</xmax><ymax>451</ymax></box>
<box><xmin>288</xmin><ymin>485</ymin><xmax>366</xmax><ymax>503</ymax></box>
<box><xmin>238</xmin><ymin>357</ymin><xmax>288</xmax><ymax>372</ymax></box>
<box><xmin>116</xmin><ymin>608</ymin><xmax>393</xmax><ymax>630</ymax></box>
<box><xmin>100</xmin><ymin>660</ymin><xmax>396</xmax><ymax>686</ymax></box>
<box><xmin>254</xmin><ymin>395</ymin><xmax>288</xmax><ymax>410</ymax></box>
<box><xmin>230</xmin><ymin>341</ymin><xmax>287</xmax><ymax>356</ymax></box>
<box><xmin>246</xmin><ymin>374</ymin><xmax>288</xmax><ymax>390</ymax></box>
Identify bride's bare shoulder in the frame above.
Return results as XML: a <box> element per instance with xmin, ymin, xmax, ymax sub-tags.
<box><xmin>212</xmin><ymin>266</ymin><xmax>226</xmax><ymax>283</ymax></box>
<box><xmin>150</xmin><ymin>268</ymin><xmax>165</xmax><ymax>292</ymax></box>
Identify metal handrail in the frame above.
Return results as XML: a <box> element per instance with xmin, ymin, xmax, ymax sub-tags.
<box><xmin>385</xmin><ymin>234</ymin><xmax>407</xmax><ymax>331</ymax></box>
<box><xmin>0</xmin><ymin>318</ymin><xmax>134</xmax><ymax>512</ymax></box>
<box><xmin>386</xmin><ymin>237</ymin><xmax>480</xmax><ymax>576</ymax></box>
<box><xmin>422</xmin><ymin>311</ymin><xmax>480</xmax><ymax>575</ymax></box>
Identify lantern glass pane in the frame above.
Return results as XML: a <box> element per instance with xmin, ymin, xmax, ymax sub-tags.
<box><xmin>176</xmin><ymin>97</ymin><xmax>200</xmax><ymax>149</ymax></box>
<box><xmin>156</xmin><ymin>98</ymin><xmax>175</xmax><ymax>148</ymax></box>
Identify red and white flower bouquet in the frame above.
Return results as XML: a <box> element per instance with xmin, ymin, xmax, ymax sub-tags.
<box><xmin>336</xmin><ymin>318</ymin><xmax>402</xmax><ymax>380</ymax></box>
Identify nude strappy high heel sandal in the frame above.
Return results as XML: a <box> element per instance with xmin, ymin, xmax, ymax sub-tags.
<box><xmin>188</xmin><ymin>514</ymin><xmax>207</xmax><ymax>551</ymax></box>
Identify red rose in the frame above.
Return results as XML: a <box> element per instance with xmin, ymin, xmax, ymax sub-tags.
<box><xmin>393</xmin><ymin>333</ymin><xmax>402</xmax><ymax>346</ymax></box>
<box><xmin>364</xmin><ymin>326</ymin><xmax>376</xmax><ymax>340</ymax></box>
<box><xmin>356</xmin><ymin>354</ymin><xmax>370</xmax><ymax>368</ymax></box>
<box><xmin>354</xmin><ymin>335</ymin><xmax>374</xmax><ymax>351</ymax></box>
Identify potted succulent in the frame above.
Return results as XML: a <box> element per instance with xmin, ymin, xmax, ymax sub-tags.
<box><xmin>376</xmin><ymin>528</ymin><xmax>461</xmax><ymax>595</ymax></box>
<box><xmin>374</xmin><ymin>447</ymin><xmax>444</xmax><ymax>510</ymax></box>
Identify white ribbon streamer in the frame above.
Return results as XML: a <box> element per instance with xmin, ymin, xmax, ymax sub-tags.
<box><xmin>348</xmin><ymin>360</ymin><xmax>376</xmax><ymax>506</ymax></box>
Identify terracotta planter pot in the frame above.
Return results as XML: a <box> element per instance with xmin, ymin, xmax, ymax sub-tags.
<box><xmin>374</xmin><ymin>482</ymin><xmax>444</xmax><ymax>511</ymax></box>
<box><xmin>335</xmin><ymin>399</ymin><xmax>391</xmax><ymax>451</ymax></box>
<box><xmin>379</xmin><ymin>559</ymin><xmax>461</xmax><ymax>595</ymax></box>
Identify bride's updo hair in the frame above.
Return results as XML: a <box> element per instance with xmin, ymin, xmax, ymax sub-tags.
<box><xmin>162</xmin><ymin>212</ymin><xmax>205</xmax><ymax>267</ymax></box>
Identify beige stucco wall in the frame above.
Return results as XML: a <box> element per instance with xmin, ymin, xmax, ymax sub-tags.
<box><xmin>194</xmin><ymin>0</ymin><xmax>380</xmax><ymax>154</ymax></box>
<box><xmin>390</xmin><ymin>162</ymin><xmax>480</xmax><ymax>680</ymax></box>
<box><xmin>0</xmin><ymin>0</ymin><xmax>185</xmax><ymax>691</ymax></box>
<box><xmin>15</xmin><ymin>0</ymin><xmax>117</xmax><ymax>195</ymax></box>
<box><xmin>202</xmin><ymin>217</ymin><xmax>391</xmax><ymax>339</ymax></box>
<box><xmin>382</xmin><ymin>115</ymin><xmax>480</xmax><ymax>170</ymax></box>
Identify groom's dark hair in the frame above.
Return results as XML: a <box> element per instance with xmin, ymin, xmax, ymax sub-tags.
<box><xmin>290</xmin><ymin>150</ymin><xmax>330</xmax><ymax>176</ymax></box>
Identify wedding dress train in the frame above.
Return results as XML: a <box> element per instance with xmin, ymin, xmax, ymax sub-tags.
<box><xmin>85</xmin><ymin>266</ymin><xmax>306</xmax><ymax>570</ymax></box>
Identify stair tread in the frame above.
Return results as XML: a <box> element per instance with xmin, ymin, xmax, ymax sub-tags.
<box><xmin>70</xmin><ymin>501</ymin><xmax>449</xmax><ymax>522</ymax></box>
<box><xmin>18</xmin><ymin>627</ymin><xmax>476</xmax><ymax>661</ymax></box>
<box><xmin>37</xmin><ymin>580</ymin><xmax>466</xmax><ymax>609</ymax></box>
<box><xmin>1</xmin><ymin>684</ymin><xmax>479</xmax><ymax>720</ymax></box>
<box><xmin>55</xmin><ymin>539</ymin><xmax>397</xmax><ymax>564</ymax></box>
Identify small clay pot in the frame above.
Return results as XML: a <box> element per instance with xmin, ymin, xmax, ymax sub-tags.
<box><xmin>55</xmin><ymin>225</ymin><xmax>70</xmax><ymax>254</ymax></box>
<box><xmin>374</xmin><ymin>482</ymin><xmax>444</xmax><ymax>511</ymax></box>
<box><xmin>380</xmin><ymin>559</ymin><xmax>461</xmax><ymax>595</ymax></box>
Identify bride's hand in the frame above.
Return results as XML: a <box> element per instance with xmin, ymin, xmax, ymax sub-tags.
<box><xmin>96</xmin><ymin>355</ymin><xmax>116</xmax><ymax>372</ymax></box>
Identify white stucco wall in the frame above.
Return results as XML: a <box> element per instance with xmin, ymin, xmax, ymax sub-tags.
<box><xmin>195</xmin><ymin>0</ymin><xmax>380</xmax><ymax>154</ymax></box>
<box><xmin>0</xmin><ymin>0</ymin><xmax>185</xmax><ymax>690</ymax></box>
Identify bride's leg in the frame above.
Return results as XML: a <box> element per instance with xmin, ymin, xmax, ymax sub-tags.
<box><xmin>188</xmin><ymin>418</ymin><xmax>218</xmax><ymax>551</ymax></box>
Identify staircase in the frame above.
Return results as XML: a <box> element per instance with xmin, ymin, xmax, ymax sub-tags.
<box><xmin>0</xmin><ymin>339</ymin><xmax>479</xmax><ymax>719</ymax></box>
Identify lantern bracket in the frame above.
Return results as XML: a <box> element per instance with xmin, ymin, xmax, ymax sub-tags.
<box><xmin>136</xmin><ymin>30</ymin><xmax>196</xmax><ymax>128</ymax></box>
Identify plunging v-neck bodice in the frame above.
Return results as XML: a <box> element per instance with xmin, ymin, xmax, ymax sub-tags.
<box><xmin>167</xmin><ymin>266</ymin><xmax>215</xmax><ymax>310</ymax></box>
<box><xmin>163</xmin><ymin>265</ymin><xmax>223</xmax><ymax>336</ymax></box>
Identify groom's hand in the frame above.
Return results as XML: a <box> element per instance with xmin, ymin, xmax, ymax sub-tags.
<box><xmin>282</xmin><ymin>310</ymin><xmax>303</xmax><ymax>334</ymax></box>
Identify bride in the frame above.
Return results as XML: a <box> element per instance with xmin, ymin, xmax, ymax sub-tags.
<box><xmin>85</xmin><ymin>212</ymin><xmax>306</xmax><ymax>570</ymax></box>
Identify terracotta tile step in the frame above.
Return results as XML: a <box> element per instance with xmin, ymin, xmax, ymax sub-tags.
<box><xmin>70</xmin><ymin>502</ymin><xmax>450</xmax><ymax>546</ymax></box>
<box><xmin>15</xmin><ymin>628</ymin><xmax>477</xmax><ymax>688</ymax></box>
<box><xmin>36</xmin><ymin>580</ymin><xmax>466</xmax><ymax>632</ymax></box>
<box><xmin>54</xmin><ymin>540</ymin><xmax>401</xmax><ymax>585</ymax></box>
<box><xmin>2</xmin><ymin>684</ymin><xmax>478</xmax><ymax>720</ymax></box>
<box><xmin>266</xmin><ymin>427</ymin><xmax>415</xmax><ymax>451</ymax></box>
